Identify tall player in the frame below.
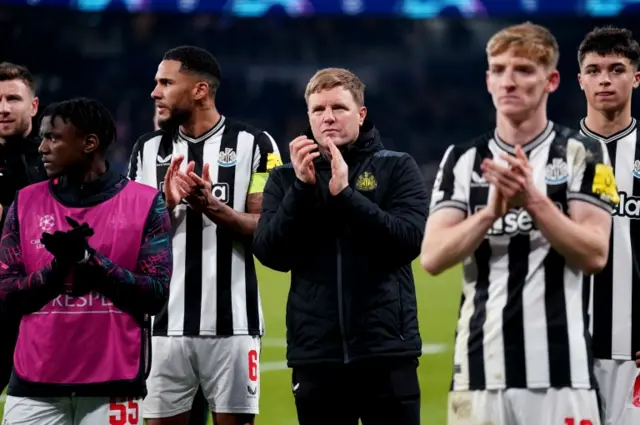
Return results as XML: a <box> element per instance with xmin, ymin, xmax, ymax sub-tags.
<box><xmin>128</xmin><ymin>46</ymin><xmax>281</xmax><ymax>425</ymax></box>
<box><xmin>151</xmin><ymin>107</ymin><xmax>209</xmax><ymax>425</ymax></box>
<box><xmin>578</xmin><ymin>26</ymin><xmax>640</xmax><ymax>425</ymax></box>
<box><xmin>421</xmin><ymin>22</ymin><xmax>618</xmax><ymax>425</ymax></box>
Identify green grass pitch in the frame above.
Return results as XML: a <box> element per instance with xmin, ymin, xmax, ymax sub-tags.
<box><xmin>0</xmin><ymin>261</ymin><xmax>462</xmax><ymax>425</ymax></box>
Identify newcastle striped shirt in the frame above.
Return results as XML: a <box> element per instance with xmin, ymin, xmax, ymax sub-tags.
<box><xmin>581</xmin><ymin>118</ymin><xmax>640</xmax><ymax>361</ymax></box>
<box><xmin>128</xmin><ymin>116</ymin><xmax>281</xmax><ymax>337</ymax></box>
<box><xmin>430</xmin><ymin>121</ymin><xmax>618</xmax><ymax>390</ymax></box>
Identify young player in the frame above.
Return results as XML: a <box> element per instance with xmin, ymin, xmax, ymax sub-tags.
<box><xmin>0</xmin><ymin>97</ymin><xmax>172</xmax><ymax>424</ymax></box>
<box><xmin>421</xmin><ymin>22</ymin><xmax>618</xmax><ymax>425</ymax></box>
<box><xmin>578</xmin><ymin>26</ymin><xmax>640</xmax><ymax>425</ymax></box>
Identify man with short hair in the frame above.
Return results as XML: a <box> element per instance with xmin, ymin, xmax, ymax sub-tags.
<box><xmin>130</xmin><ymin>46</ymin><xmax>281</xmax><ymax>425</ymax></box>
<box><xmin>0</xmin><ymin>61</ymin><xmax>47</xmax><ymax>392</ymax></box>
<box><xmin>577</xmin><ymin>26</ymin><xmax>640</xmax><ymax>425</ymax></box>
<box><xmin>0</xmin><ymin>97</ymin><xmax>172</xmax><ymax>424</ymax></box>
<box><xmin>421</xmin><ymin>22</ymin><xmax>617</xmax><ymax>425</ymax></box>
<box><xmin>254</xmin><ymin>67</ymin><xmax>429</xmax><ymax>425</ymax></box>
<box><xmin>0</xmin><ymin>61</ymin><xmax>45</xmax><ymax>230</ymax></box>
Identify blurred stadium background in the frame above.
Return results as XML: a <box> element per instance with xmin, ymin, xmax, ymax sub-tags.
<box><xmin>3</xmin><ymin>0</ymin><xmax>640</xmax><ymax>423</ymax></box>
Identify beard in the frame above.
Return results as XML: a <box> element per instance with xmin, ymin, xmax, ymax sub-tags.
<box><xmin>0</xmin><ymin>118</ymin><xmax>31</xmax><ymax>141</ymax></box>
<box><xmin>157</xmin><ymin>106</ymin><xmax>192</xmax><ymax>132</ymax></box>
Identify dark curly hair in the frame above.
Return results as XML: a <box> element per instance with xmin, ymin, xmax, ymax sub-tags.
<box><xmin>42</xmin><ymin>97</ymin><xmax>116</xmax><ymax>153</ymax></box>
<box><xmin>578</xmin><ymin>26</ymin><xmax>640</xmax><ymax>68</ymax></box>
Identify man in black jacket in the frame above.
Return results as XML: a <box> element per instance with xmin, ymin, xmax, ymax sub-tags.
<box><xmin>0</xmin><ymin>62</ymin><xmax>47</xmax><ymax>391</ymax></box>
<box><xmin>253</xmin><ymin>68</ymin><xmax>429</xmax><ymax>425</ymax></box>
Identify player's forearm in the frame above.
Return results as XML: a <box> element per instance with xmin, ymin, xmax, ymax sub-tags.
<box><xmin>526</xmin><ymin>195</ymin><xmax>609</xmax><ymax>274</ymax></box>
<box><xmin>0</xmin><ymin>262</ymin><xmax>65</xmax><ymax>313</ymax></box>
<box><xmin>421</xmin><ymin>208</ymin><xmax>496</xmax><ymax>276</ymax></box>
<box><xmin>88</xmin><ymin>251</ymin><xmax>171</xmax><ymax>315</ymax></box>
<box><xmin>89</xmin><ymin>196</ymin><xmax>172</xmax><ymax>315</ymax></box>
<box><xmin>203</xmin><ymin>203</ymin><xmax>258</xmax><ymax>236</ymax></box>
<box><xmin>0</xmin><ymin>203</ymin><xmax>65</xmax><ymax>312</ymax></box>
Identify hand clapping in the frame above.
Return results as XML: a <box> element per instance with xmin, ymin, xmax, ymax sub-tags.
<box><xmin>289</xmin><ymin>136</ymin><xmax>320</xmax><ymax>184</ymax></box>
<box><xmin>40</xmin><ymin>216</ymin><xmax>94</xmax><ymax>265</ymax></box>
<box><xmin>288</xmin><ymin>135</ymin><xmax>350</xmax><ymax>195</ymax></box>
<box><xmin>174</xmin><ymin>162</ymin><xmax>218</xmax><ymax>212</ymax></box>
<box><xmin>326</xmin><ymin>137</ymin><xmax>348</xmax><ymax>196</ymax></box>
<box><xmin>481</xmin><ymin>145</ymin><xmax>535</xmax><ymax>211</ymax></box>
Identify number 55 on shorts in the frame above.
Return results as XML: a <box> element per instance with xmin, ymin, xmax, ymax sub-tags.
<box><xmin>109</xmin><ymin>398</ymin><xmax>141</xmax><ymax>425</ymax></box>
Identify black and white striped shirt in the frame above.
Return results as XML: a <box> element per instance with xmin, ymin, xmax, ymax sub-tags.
<box><xmin>128</xmin><ymin>116</ymin><xmax>281</xmax><ymax>337</ymax></box>
<box><xmin>430</xmin><ymin>121</ymin><xmax>618</xmax><ymax>390</ymax></box>
<box><xmin>581</xmin><ymin>118</ymin><xmax>640</xmax><ymax>361</ymax></box>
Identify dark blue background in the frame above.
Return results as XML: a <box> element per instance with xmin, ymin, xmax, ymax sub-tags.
<box><xmin>4</xmin><ymin>0</ymin><xmax>640</xmax><ymax>17</ymax></box>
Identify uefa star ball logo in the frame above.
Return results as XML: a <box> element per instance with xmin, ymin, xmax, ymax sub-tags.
<box><xmin>39</xmin><ymin>215</ymin><xmax>55</xmax><ymax>232</ymax></box>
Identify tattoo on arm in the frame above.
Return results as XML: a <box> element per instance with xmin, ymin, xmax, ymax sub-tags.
<box><xmin>246</xmin><ymin>193</ymin><xmax>264</xmax><ymax>215</ymax></box>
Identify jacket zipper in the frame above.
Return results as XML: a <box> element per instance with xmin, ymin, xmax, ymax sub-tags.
<box><xmin>335</xmin><ymin>160</ymin><xmax>374</xmax><ymax>364</ymax></box>
<box><xmin>397</xmin><ymin>283</ymin><xmax>405</xmax><ymax>340</ymax></box>
<box><xmin>143</xmin><ymin>315</ymin><xmax>151</xmax><ymax>377</ymax></box>
<box><xmin>336</xmin><ymin>239</ymin><xmax>349</xmax><ymax>363</ymax></box>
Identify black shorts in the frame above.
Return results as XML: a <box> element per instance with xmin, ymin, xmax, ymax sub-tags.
<box><xmin>292</xmin><ymin>357</ymin><xmax>421</xmax><ymax>425</ymax></box>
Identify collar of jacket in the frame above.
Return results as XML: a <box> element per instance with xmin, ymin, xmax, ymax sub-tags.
<box><xmin>55</xmin><ymin>161</ymin><xmax>120</xmax><ymax>195</ymax></box>
<box><xmin>303</xmin><ymin>119</ymin><xmax>385</xmax><ymax>165</ymax></box>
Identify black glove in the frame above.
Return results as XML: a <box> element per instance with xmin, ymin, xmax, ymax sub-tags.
<box><xmin>40</xmin><ymin>216</ymin><xmax>94</xmax><ymax>265</ymax></box>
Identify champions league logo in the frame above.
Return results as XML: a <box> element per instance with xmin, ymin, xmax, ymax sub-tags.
<box><xmin>39</xmin><ymin>215</ymin><xmax>55</xmax><ymax>232</ymax></box>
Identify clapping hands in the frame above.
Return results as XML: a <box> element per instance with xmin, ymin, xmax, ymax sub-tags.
<box><xmin>480</xmin><ymin>145</ymin><xmax>538</xmax><ymax>214</ymax></box>
<box><xmin>289</xmin><ymin>135</ymin><xmax>349</xmax><ymax>195</ymax></box>
<box><xmin>40</xmin><ymin>216</ymin><xmax>94</xmax><ymax>265</ymax></box>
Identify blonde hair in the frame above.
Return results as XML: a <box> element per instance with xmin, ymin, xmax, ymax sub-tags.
<box><xmin>304</xmin><ymin>68</ymin><xmax>365</xmax><ymax>106</ymax></box>
<box><xmin>486</xmin><ymin>22</ymin><xmax>560</xmax><ymax>69</ymax></box>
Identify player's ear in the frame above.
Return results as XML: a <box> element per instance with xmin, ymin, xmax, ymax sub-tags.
<box><xmin>84</xmin><ymin>134</ymin><xmax>99</xmax><ymax>154</ymax></box>
<box><xmin>546</xmin><ymin>69</ymin><xmax>560</xmax><ymax>93</ymax></box>
<box><xmin>193</xmin><ymin>81</ymin><xmax>209</xmax><ymax>101</ymax></box>
<box><xmin>634</xmin><ymin>71</ymin><xmax>640</xmax><ymax>89</ymax></box>
<box><xmin>577</xmin><ymin>73</ymin><xmax>584</xmax><ymax>91</ymax></box>
<box><xmin>31</xmin><ymin>96</ymin><xmax>39</xmax><ymax>118</ymax></box>
<box><xmin>358</xmin><ymin>106</ymin><xmax>367</xmax><ymax>125</ymax></box>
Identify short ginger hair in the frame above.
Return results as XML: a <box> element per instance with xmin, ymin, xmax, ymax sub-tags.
<box><xmin>486</xmin><ymin>22</ymin><xmax>560</xmax><ymax>69</ymax></box>
<box><xmin>304</xmin><ymin>68</ymin><xmax>365</xmax><ymax>106</ymax></box>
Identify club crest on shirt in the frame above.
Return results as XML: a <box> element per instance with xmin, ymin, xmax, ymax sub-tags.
<box><xmin>355</xmin><ymin>171</ymin><xmax>377</xmax><ymax>192</ymax></box>
<box><xmin>544</xmin><ymin>158</ymin><xmax>568</xmax><ymax>185</ymax></box>
<box><xmin>218</xmin><ymin>148</ymin><xmax>237</xmax><ymax>167</ymax></box>
<box><xmin>632</xmin><ymin>159</ymin><xmax>640</xmax><ymax>179</ymax></box>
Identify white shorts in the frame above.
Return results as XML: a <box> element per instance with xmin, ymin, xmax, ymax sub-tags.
<box><xmin>3</xmin><ymin>396</ymin><xmax>142</xmax><ymax>425</ymax></box>
<box><xmin>447</xmin><ymin>388</ymin><xmax>602</xmax><ymax>425</ymax></box>
<box><xmin>143</xmin><ymin>335</ymin><xmax>261</xmax><ymax>418</ymax></box>
<box><xmin>594</xmin><ymin>359</ymin><xmax>640</xmax><ymax>425</ymax></box>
